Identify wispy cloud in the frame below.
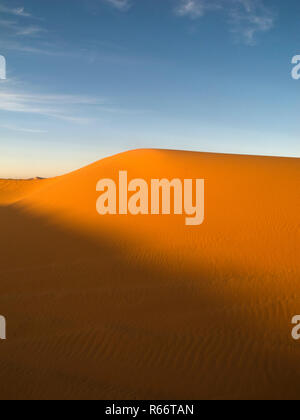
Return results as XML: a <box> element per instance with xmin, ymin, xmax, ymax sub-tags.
<box><xmin>0</xmin><ymin>19</ymin><xmax>44</xmax><ymax>37</ymax></box>
<box><xmin>0</xmin><ymin>3</ymin><xmax>31</xmax><ymax>17</ymax></box>
<box><xmin>176</xmin><ymin>0</ymin><xmax>221</xmax><ymax>19</ymax></box>
<box><xmin>0</xmin><ymin>86</ymin><xmax>141</xmax><ymax>124</ymax></box>
<box><xmin>229</xmin><ymin>0</ymin><xmax>274</xmax><ymax>45</ymax></box>
<box><xmin>0</xmin><ymin>124</ymin><xmax>47</xmax><ymax>134</ymax></box>
<box><xmin>0</xmin><ymin>39</ymin><xmax>67</xmax><ymax>56</ymax></box>
<box><xmin>0</xmin><ymin>1</ymin><xmax>43</xmax><ymax>37</ymax></box>
<box><xmin>175</xmin><ymin>0</ymin><xmax>275</xmax><ymax>44</ymax></box>
<box><xmin>16</xmin><ymin>25</ymin><xmax>44</xmax><ymax>36</ymax></box>
<box><xmin>103</xmin><ymin>0</ymin><xmax>131</xmax><ymax>11</ymax></box>
<box><xmin>0</xmin><ymin>90</ymin><xmax>105</xmax><ymax>123</ymax></box>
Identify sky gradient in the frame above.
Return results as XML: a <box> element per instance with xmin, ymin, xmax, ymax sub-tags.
<box><xmin>0</xmin><ymin>0</ymin><xmax>299</xmax><ymax>178</ymax></box>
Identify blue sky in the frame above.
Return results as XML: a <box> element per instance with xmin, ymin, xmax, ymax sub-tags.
<box><xmin>0</xmin><ymin>0</ymin><xmax>299</xmax><ymax>178</ymax></box>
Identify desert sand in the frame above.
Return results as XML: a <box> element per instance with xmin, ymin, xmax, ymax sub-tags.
<box><xmin>0</xmin><ymin>149</ymin><xmax>299</xmax><ymax>400</ymax></box>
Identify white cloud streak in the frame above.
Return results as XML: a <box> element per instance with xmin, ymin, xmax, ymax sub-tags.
<box><xmin>0</xmin><ymin>39</ymin><xmax>66</xmax><ymax>55</ymax></box>
<box><xmin>0</xmin><ymin>124</ymin><xmax>47</xmax><ymax>133</ymax></box>
<box><xmin>0</xmin><ymin>91</ymin><xmax>105</xmax><ymax>123</ymax></box>
<box><xmin>0</xmin><ymin>4</ymin><xmax>31</xmax><ymax>17</ymax></box>
<box><xmin>0</xmin><ymin>88</ymin><xmax>139</xmax><ymax>124</ymax></box>
<box><xmin>175</xmin><ymin>0</ymin><xmax>275</xmax><ymax>44</ymax></box>
<box><xmin>0</xmin><ymin>19</ymin><xmax>44</xmax><ymax>36</ymax></box>
<box><xmin>176</xmin><ymin>0</ymin><xmax>222</xmax><ymax>19</ymax></box>
<box><xmin>16</xmin><ymin>25</ymin><xmax>44</xmax><ymax>36</ymax></box>
<box><xmin>0</xmin><ymin>2</ymin><xmax>43</xmax><ymax>37</ymax></box>
<box><xmin>103</xmin><ymin>0</ymin><xmax>131</xmax><ymax>11</ymax></box>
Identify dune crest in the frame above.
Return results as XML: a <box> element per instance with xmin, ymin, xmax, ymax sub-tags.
<box><xmin>0</xmin><ymin>149</ymin><xmax>299</xmax><ymax>400</ymax></box>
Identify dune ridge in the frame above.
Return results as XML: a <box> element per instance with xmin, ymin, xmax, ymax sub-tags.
<box><xmin>0</xmin><ymin>149</ymin><xmax>299</xmax><ymax>400</ymax></box>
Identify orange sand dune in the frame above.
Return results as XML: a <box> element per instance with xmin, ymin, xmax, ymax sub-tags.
<box><xmin>0</xmin><ymin>149</ymin><xmax>299</xmax><ymax>400</ymax></box>
<box><xmin>0</xmin><ymin>178</ymin><xmax>49</xmax><ymax>205</ymax></box>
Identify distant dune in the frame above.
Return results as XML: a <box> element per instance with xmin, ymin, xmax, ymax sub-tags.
<box><xmin>0</xmin><ymin>149</ymin><xmax>299</xmax><ymax>400</ymax></box>
<box><xmin>0</xmin><ymin>178</ymin><xmax>48</xmax><ymax>205</ymax></box>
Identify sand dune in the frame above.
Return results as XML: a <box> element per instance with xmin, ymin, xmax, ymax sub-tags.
<box><xmin>0</xmin><ymin>149</ymin><xmax>299</xmax><ymax>400</ymax></box>
<box><xmin>0</xmin><ymin>178</ymin><xmax>48</xmax><ymax>206</ymax></box>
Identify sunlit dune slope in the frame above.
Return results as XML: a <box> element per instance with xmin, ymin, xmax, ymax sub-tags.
<box><xmin>0</xmin><ymin>149</ymin><xmax>299</xmax><ymax>400</ymax></box>
<box><xmin>21</xmin><ymin>149</ymin><xmax>300</xmax><ymax>275</ymax></box>
<box><xmin>0</xmin><ymin>178</ymin><xmax>48</xmax><ymax>205</ymax></box>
